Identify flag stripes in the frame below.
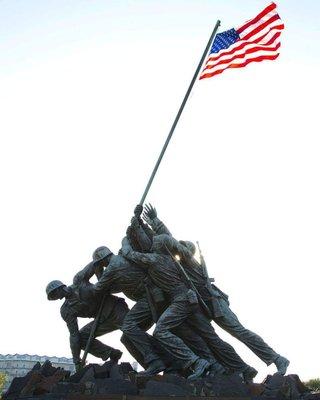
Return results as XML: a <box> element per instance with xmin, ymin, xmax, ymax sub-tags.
<box><xmin>205</xmin><ymin>29</ymin><xmax>282</xmax><ymax>65</ymax></box>
<box><xmin>200</xmin><ymin>2</ymin><xmax>284</xmax><ymax>79</ymax></box>
<box><xmin>237</xmin><ymin>2</ymin><xmax>277</xmax><ymax>34</ymax></box>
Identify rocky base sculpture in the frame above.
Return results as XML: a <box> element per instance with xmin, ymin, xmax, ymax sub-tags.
<box><xmin>3</xmin><ymin>360</ymin><xmax>319</xmax><ymax>400</ymax></box>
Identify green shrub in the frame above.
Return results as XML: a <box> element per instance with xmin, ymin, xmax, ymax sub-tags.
<box><xmin>305</xmin><ymin>378</ymin><xmax>320</xmax><ymax>392</ymax></box>
<box><xmin>0</xmin><ymin>372</ymin><xmax>7</xmax><ymax>395</ymax></box>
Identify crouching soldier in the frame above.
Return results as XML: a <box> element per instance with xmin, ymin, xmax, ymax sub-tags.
<box><xmin>46</xmin><ymin>259</ymin><xmax>128</xmax><ymax>371</ymax></box>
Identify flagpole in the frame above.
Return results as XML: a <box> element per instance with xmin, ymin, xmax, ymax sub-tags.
<box><xmin>139</xmin><ymin>19</ymin><xmax>221</xmax><ymax>205</ymax></box>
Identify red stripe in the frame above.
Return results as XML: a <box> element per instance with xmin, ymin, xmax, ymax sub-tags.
<box><xmin>241</xmin><ymin>23</ymin><xmax>284</xmax><ymax>45</ymax></box>
<box><xmin>203</xmin><ymin>42</ymin><xmax>281</xmax><ymax>71</ymax></box>
<box><xmin>242</xmin><ymin>14</ymin><xmax>281</xmax><ymax>40</ymax></box>
<box><xmin>200</xmin><ymin>54</ymin><xmax>280</xmax><ymax>79</ymax></box>
<box><xmin>237</xmin><ymin>2</ymin><xmax>277</xmax><ymax>34</ymax></box>
<box><xmin>206</xmin><ymin>30</ymin><xmax>281</xmax><ymax>64</ymax></box>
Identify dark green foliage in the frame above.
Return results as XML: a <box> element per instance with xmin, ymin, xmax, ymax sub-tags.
<box><xmin>305</xmin><ymin>378</ymin><xmax>320</xmax><ymax>392</ymax></box>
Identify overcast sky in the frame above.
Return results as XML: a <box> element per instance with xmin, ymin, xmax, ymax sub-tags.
<box><xmin>0</xmin><ymin>0</ymin><xmax>319</xmax><ymax>382</ymax></box>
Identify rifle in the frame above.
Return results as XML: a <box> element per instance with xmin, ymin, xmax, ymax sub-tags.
<box><xmin>196</xmin><ymin>241</ymin><xmax>229</xmax><ymax>303</ymax></box>
<box><xmin>81</xmin><ymin>293</ymin><xmax>107</xmax><ymax>367</ymax></box>
<box><xmin>164</xmin><ymin>244</ymin><xmax>212</xmax><ymax>320</ymax></box>
<box><xmin>196</xmin><ymin>241</ymin><xmax>215</xmax><ymax>283</ymax></box>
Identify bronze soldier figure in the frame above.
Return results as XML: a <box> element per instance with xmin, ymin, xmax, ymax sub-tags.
<box><xmin>91</xmin><ymin>243</ymin><xmax>168</xmax><ymax>375</ymax></box>
<box><xmin>93</xmin><ymin>207</ymin><xmax>226</xmax><ymax>378</ymax></box>
<box><xmin>122</xmin><ymin>230</ymin><xmax>255</xmax><ymax>380</ymax></box>
<box><xmin>142</xmin><ymin>204</ymin><xmax>290</xmax><ymax>375</ymax></box>
<box><xmin>119</xmin><ymin>209</ymin><xmax>227</xmax><ymax>377</ymax></box>
<box><xmin>46</xmin><ymin>260</ymin><xmax>127</xmax><ymax>371</ymax></box>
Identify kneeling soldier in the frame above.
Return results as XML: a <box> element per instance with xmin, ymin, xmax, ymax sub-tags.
<box><xmin>46</xmin><ymin>259</ymin><xmax>128</xmax><ymax>371</ymax></box>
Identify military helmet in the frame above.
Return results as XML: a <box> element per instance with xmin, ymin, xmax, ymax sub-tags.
<box><xmin>46</xmin><ymin>280</ymin><xmax>65</xmax><ymax>300</ymax></box>
<box><xmin>92</xmin><ymin>246</ymin><xmax>112</xmax><ymax>264</ymax></box>
<box><xmin>179</xmin><ymin>240</ymin><xmax>196</xmax><ymax>255</ymax></box>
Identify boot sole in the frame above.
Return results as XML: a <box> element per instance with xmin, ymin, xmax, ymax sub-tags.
<box><xmin>188</xmin><ymin>362</ymin><xmax>210</xmax><ymax>381</ymax></box>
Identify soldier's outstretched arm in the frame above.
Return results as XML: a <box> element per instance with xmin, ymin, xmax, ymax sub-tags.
<box><xmin>130</xmin><ymin>216</ymin><xmax>153</xmax><ymax>251</ymax></box>
<box><xmin>73</xmin><ymin>261</ymin><xmax>98</xmax><ymax>286</ymax></box>
<box><xmin>60</xmin><ymin>309</ymin><xmax>82</xmax><ymax>369</ymax></box>
<box><xmin>93</xmin><ymin>266</ymin><xmax>115</xmax><ymax>294</ymax></box>
<box><xmin>162</xmin><ymin>235</ymin><xmax>194</xmax><ymax>261</ymax></box>
<box><xmin>121</xmin><ymin>236</ymin><xmax>133</xmax><ymax>255</ymax></box>
<box><xmin>121</xmin><ymin>239</ymin><xmax>157</xmax><ymax>267</ymax></box>
<box><xmin>142</xmin><ymin>203</ymin><xmax>172</xmax><ymax>236</ymax></box>
<box><xmin>133</xmin><ymin>203</ymin><xmax>155</xmax><ymax>239</ymax></box>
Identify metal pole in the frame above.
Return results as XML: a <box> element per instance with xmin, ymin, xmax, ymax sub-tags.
<box><xmin>139</xmin><ymin>20</ymin><xmax>221</xmax><ymax>205</ymax></box>
<box><xmin>81</xmin><ymin>293</ymin><xmax>107</xmax><ymax>367</ymax></box>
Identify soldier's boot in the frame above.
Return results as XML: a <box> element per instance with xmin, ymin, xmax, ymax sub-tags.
<box><xmin>207</xmin><ymin>362</ymin><xmax>226</xmax><ymax>377</ymax></box>
<box><xmin>274</xmin><ymin>355</ymin><xmax>290</xmax><ymax>375</ymax></box>
<box><xmin>110</xmin><ymin>349</ymin><xmax>123</xmax><ymax>363</ymax></box>
<box><xmin>242</xmin><ymin>366</ymin><xmax>258</xmax><ymax>383</ymax></box>
<box><xmin>138</xmin><ymin>358</ymin><xmax>166</xmax><ymax>376</ymax></box>
<box><xmin>188</xmin><ymin>358</ymin><xmax>211</xmax><ymax>380</ymax></box>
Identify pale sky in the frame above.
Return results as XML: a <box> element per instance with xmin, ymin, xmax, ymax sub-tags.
<box><xmin>0</xmin><ymin>0</ymin><xmax>319</xmax><ymax>382</ymax></box>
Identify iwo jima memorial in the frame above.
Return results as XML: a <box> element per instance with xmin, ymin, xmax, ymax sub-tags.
<box><xmin>3</xmin><ymin>3</ymin><xmax>317</xmax><ymax>400</ymax></box>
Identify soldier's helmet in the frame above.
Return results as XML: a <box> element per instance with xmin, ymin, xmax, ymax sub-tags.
<box><xmin>46</xmin><ymin>280</ymin><xmax>65</xmax><ymax>300</ymax></box>
<box><xmin>92</xmin><ymin>246</ymin><xmax>112</xmax><ymax>264</ymax></box>
<box><xmin>179</xmin><ymin>240</ymin><xmax>196</xmax><ymax>255</ymax></box>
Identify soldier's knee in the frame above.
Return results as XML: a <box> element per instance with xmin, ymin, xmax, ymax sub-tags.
<box><xmin>120</xmin><ymin>333</ymin><xmax>126</xmax><ymax>345</ymax></box>
<box><xmin>121</xmin><ymin>319</ymin><xmax>136</xmax><ymax>334</ymax></box>
<box><xmin>116</xmin><ymin>301</ymin><xmax>129</xmax><ymax>324</ymax></box>
<box><xmin>79</xmin><ymin>326</ymin><xmax>92</xmax><ymax>346</ymax></box>
<box><xmin>227</xmin><ymin>323</ymin><xmax>249</xmax><ymax>339</ymax></box>
<box><xmin>153</xmin><ymin>324</ymin><xmax>167</xmax><ymax>339</ymax></box>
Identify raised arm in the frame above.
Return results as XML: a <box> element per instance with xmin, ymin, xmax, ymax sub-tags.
<box><xmin>73</xmin><ymin>261</ymin><xmax>102</xmax><ymax>286</ymax></box>
<box><xmin>142</xmin><ymin>204</ymin><xmax>172</xmax><ymax>236</ymax></box>
<box><xmin>121</xmin><ymin>239</ymin><xmax>158</xmax><ymax>267</ymax></box>
<box><xmin>130</xmin><ymin>216</ymin><xmax>153</xmax><ymax>252</ymax></box>
<box><xmin>128</xmin><ymin>205</ymin><xmax>154</xmax><ymax>251</ymax></box>
<box><xmin>93</xmin><ymin>265</ymin><xmax>115</xmax><ymax>295</ymax></box>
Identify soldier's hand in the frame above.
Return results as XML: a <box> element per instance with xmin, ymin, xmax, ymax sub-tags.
<box><xmin>131</xmin><ymin>216</ymin><xmax>140</xmax><ymax>228</ymax></box>
<box><xmin>134</xmin><ymin>204</ymin><xmax>143</xmax><ymax>217</ymax></box>
<box><xmin>75</xmin><ymin>362</ymin><xmax>83</xmax><ymax>373</ymax></box>
<box><xmin>126</xmin><ymin>225</ymin><xmax>133</xmax><ymax>237</ymax></box>
<box><xmin>142</xmin><ymin>203</ymin><xmax>157</xmax><ymax>224</ymax></box>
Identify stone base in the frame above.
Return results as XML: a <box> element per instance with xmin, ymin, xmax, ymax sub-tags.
<box><xmin>2</xmin><ymin>360</ymin><xmax>319</xmax><ymax>400</ymax></box>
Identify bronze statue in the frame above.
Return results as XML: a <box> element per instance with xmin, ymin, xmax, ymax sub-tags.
<box><xmin>142</xmin><ymin>204</ymin><xmax>290</xmax><ymax>376</ymax></box>
<box><xmin>45</xmin><ymin>204</ymin><xmax>290</xmax><ymax>381</ymax></box>
<box><xmin>46</xmin><ymin>261</ymin><xmax>127</xmax><ymax>371</ymax></box>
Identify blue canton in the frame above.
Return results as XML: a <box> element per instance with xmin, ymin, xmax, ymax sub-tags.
<box><xmin>210</xmin><ymin>28</ymin><xmax>239</xmax><ymax>54</ymax></box>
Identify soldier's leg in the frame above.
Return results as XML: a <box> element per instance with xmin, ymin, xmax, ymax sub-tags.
<box><xmin>214</xmin><ymin>299</ymin><xmax>279</xmax><ymax>365</ymax></box>
<box><xmin>121</xmin><ymin>334</ymin><xmax>146</xmax><ymax>368</ymax></box>
<box><xmin>187</xmin><ymin>307</ymin><xmax>251</xmax><ymax>373</ymax></box>
<box><xmin>174</xmin><ymin>323</ymin><xmax>216</xmax><ymax>364</ymax></box>
<box><xmin>98</xmin><ymin>296</ymin><xmax>129</xmax><ymax>331</ymax></box>
<box><xmin>79</xmin><ymin>321</ymin><xmax>116</xmax><ymax>361</ymax></box>
<box><xmin>153</xmin><ymin>300</ymin><xmax>200</xmax><ymax>370</ymax></box>
<box><xmin>79</xmin><ymin>298</ymin><xmax>129</xmax><ymax>361</ymax></box>
<box><xmin>120</xmin><ymin>297</ymin><xmax>159</xmax><ymax>366</ymax></box>
<box><xmin>173</xmin><ymin>322</ymin><xmax>226</xmax><ymax>375</ymax></box>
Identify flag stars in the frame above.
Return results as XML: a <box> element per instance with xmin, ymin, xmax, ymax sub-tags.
<box><xmin>211</xmin><ymin>29</ymin><xmax>239</xmax><ymax>54</ymax></box>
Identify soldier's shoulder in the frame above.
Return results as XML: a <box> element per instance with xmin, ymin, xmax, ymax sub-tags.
<box><xmin>60</xmin><ymin>298</ymin><xmax>77</xmax><ymax>321</ymax></box>
<box><xmin>109</xmin><ymin>254</ymin><xmax>129</xmax><ymax>268</ymax></box>
<box><xmin>60</xmin><ymin>300</ymin><xmax>70</xmax><ymax>320</ymax></box>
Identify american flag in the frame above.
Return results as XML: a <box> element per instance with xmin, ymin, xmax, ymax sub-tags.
<box><xmin>200</xmin><ymin>3</ymin><xmax>284</xmax><ymax>79</ymax></box>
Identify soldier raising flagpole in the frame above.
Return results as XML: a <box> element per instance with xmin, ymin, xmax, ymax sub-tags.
<box><xmin>43</xmin><ymin>2</ymin><xmax>290</xmax><ymax>383</ymax></box>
